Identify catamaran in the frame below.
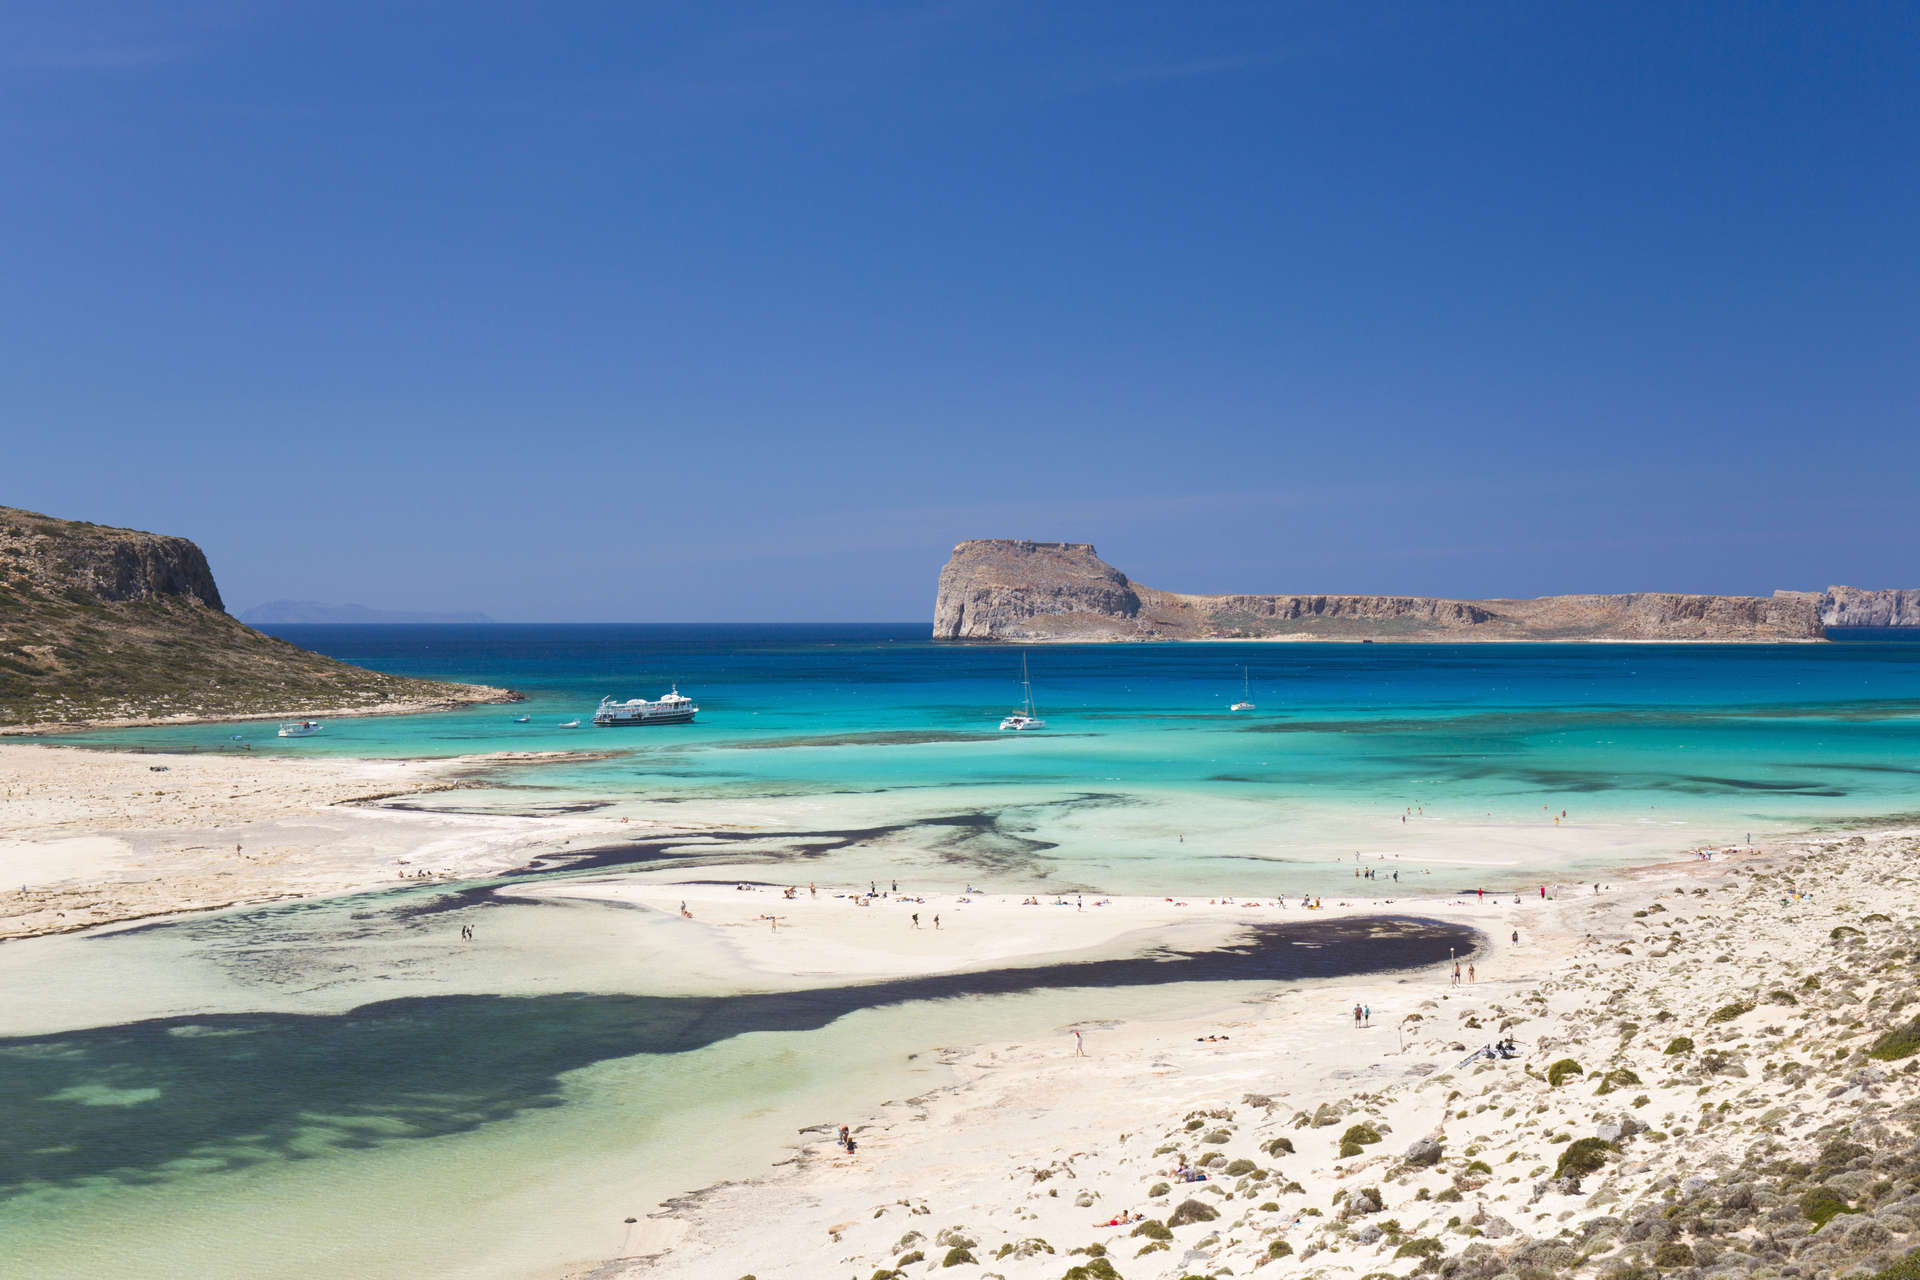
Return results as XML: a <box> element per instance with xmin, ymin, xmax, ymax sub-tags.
<box><xmin>277</xmin><ymin>720</ymin><xmax>322</xmax><ymax>738</ymax></box>
<box><xmin>999</xmin><ymin>654</ymin><xmax>1046</xmax><ymax>731</ymax></box>
<box><xmin>1230</xmin><ymin>666</ymin><xmax>1255</xmax><ymax>711</ymax></box>
<box><xmin>593</xmin><ymin>686</ymin><xmax>698</xmax><ymax>726</ymax></box>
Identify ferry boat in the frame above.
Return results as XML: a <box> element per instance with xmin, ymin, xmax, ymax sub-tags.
<box><xmin>999</xmin><ymin>654</ymin><xmax>1045</xmax><ymax>731</ymax></box>
<box><xmin>592</xmin><ymin>687</ymin><xmax>698</xmax><ymax>727</ymax></box>
<box><xmin>277</xmin><ymin>720</ymin><xmax>322</xmax><ymax>738</ymax></box>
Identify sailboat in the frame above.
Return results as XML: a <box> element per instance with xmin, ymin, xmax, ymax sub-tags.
<box><xmin>1230</xmin><ymin>666</ymin><xmax>1255</xmax><ymax>711</ymax></box>
<box><xmin>999</xmin><ymin>653</ymin><xmax>1046</xmax><ymax>731</ymax></box>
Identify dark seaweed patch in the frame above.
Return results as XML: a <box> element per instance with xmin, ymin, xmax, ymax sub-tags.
<box><xmin>0</xmin><ymin>915</ymin><xmax>1477</xmax><ymax>1194</ymax></box>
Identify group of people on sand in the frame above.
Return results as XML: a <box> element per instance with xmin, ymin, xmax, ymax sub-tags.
<box><xmin>1095</xmin><ymin>1210</ymin><xmax>1147</xmax><ymax>1227</ymax></box>
<box><xmin>1171</xmin><ymin>1159</ymin><xmax>1210</xmax><ymax>1184</ymax></box>
<box><xmin>1195</xmin><ymin>1033</ymin><xmax>1230</xmax><ymax>1042</ymax></box>
<box><xmin>1351</xmin><ymin>1003</ymin><xmax>1371</xmax><ymax>1026</ymax></box>
<box><xmin>836</xmin><ymin>1124</ymin><xmax>857</xmax><ymax>1156</ymax></box>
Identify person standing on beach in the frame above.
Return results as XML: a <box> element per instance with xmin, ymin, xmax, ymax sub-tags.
<box><xmin>1353</xmin><ymin>1003</ymin><xmax>1362</xmax><ymax>1027</ymax></box>
<box><xmin>1363</xmin><ymin>1005</ymin><xmax>1371</xmax><ymax>1025</ymax></box>
<box><xmin>1511</xmin><ymin>928</ymin><xmax>1519</xmax><ymax>945</ymax></box>
<box><xmin>1468</xmin><ymin>963</ymin><xmax>1475</xmax><ymax>983</ymax></box>
<box><xmin>1073</xmin><ymin>1029</ymin><xmax>1085</xmax><ymax>1056</ymax></box>
<box><xmin>933</xmin><ymin>914</ymin><xmax>940</xmax><ymax>930</ymax></box>
<box><xmin>911</xmin><ymin>912</ymin><xmax>919</xmax><ymax>929</ymax></box>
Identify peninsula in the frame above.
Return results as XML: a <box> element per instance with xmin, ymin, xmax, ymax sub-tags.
<box><xmin>933</xmin><ymin>540</ymin><xmax>1920</xmax><ymax>643</ymax></box>
<box><xmin>0</xmin><ymin>504</ymin><xmax>516</xmax><ymax>730</ymax></box>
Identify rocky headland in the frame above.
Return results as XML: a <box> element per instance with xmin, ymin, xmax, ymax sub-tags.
<box><xmin>0</xmin><ymin>504</ymin><xmax>516</xmax><ymax>729</ymax></box>
<box><xmin>932</xmin><ymin>541</ymin><xmax>1919</xmax><ymax>643</ymax></box>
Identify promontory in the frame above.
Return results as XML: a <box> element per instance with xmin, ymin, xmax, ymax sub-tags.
<box><xmin>932</xmin><ymin>540</ymin><xmax>1920</xmax><ymax>643</ymax></box>
<box><xmin>0</xmin><ymin>504</ymin><xmax>515</xmax><ymax>730</ymax></box>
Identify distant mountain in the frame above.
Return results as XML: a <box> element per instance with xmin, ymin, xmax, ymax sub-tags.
<box><xmin>240</xmin><ymin>600</ymin><xmax>496</xmax><ymax>625</ymax></box>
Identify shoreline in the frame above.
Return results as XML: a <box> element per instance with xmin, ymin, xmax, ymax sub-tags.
<box><xmin>586</xmin><ymin>824</ymin><xmax>1920</xmax><ymax>1279</ymax></box>
<box><xmin>0</xmin><ymin>686</ymin><xmax>526</xmax><ymax>738</ymax></box>
<box><xmin>0</xmin><ymin>742</ymin><xmax>637</xmax><ymax>942</ymax></box>
<box><xmin>6</xmin><ymin>739</ymin><xmax>1920</xmax><ymax>1277</ymax></box>
<box><xmin>931</xmin><ymin>634</ymin><xmax>1837</xmax><ymax>645</ymax></box>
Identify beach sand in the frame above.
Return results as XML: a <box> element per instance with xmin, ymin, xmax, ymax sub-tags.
<box><xmin>5</xmin><ymin>742</ymin><xmax>1919</xmax><ymax>1278</ymax></box>
<box><xmin>0</xmin><ymin>743</ymin><xmax>632</xmax><ymax>940</ymax></box>
<box><xmin>577</xmin><ymin>830</ymin><xmax>1920</xmax><ymax>1280</ymax></box>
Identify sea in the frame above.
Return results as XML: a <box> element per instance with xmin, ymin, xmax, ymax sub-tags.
<box><xmin>5</xmin><ymin>625</ymin><xmax>1920</xmax><ymax>1278</ymax></box>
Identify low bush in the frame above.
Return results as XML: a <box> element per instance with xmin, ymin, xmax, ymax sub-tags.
<box><xmin>1555</xmin><ymin>1138</ymin><xmax>1617</xmax><ymax>1178</ymax></box>
<box><xmin>1800</xmin><ymin>1185</ymin><xmax>1854</xmax><ymax>1227</ymax></box>
<box><xmin>1708</xmin><ymin>999</ymin><xmax>1755</xmax><ymax>1024</ymax></box>
<box><xmin>1870</xmin><ymin>1016</ymin><xmax>1920</xmax><ymax>1062</ymax></box>
<box><xmin>1547</xmin><ymin>1058</ymin><xmax>1585</xmax><ymax>1087</ymax></box>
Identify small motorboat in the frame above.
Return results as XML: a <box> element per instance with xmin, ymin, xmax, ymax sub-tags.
<box><xmin>514</xmin><ymin>715</ymin><xmax>531</xmax><ymax>723</ymax></box>
<box><xmin>277</xmin><ymin>721</ymin><xmax>322</xmax><ymax>738</ymax></box>
<box><xmin>558</xmin><ymin>720</ymin><xmax>580</xmax><ymax>728</ymax></box>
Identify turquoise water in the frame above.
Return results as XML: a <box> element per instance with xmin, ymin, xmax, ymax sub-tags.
<box><xmin>43</xmin><ymin>626</ymin><xmax>1920</xmax><ymax>888</ymax></box>
<box><xmin>10</xmin><ymin>627</ymin><xmax>1920</xmax><ymax>1277</ymax></box>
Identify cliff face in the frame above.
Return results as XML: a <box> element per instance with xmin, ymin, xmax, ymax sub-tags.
<box><xmin>1818</xmin><ymin>586</ymin><xmax>1920</xmax><ymax>629</ymax></box>
<box><xmin>0</xmin><ymin>508</ymin><xmax>223</xmax><ymax>609</ymax></box>
<box><xmin>0</xmin><ymin>504</ymin><xmax>512</xmax><ymax>727</ymax></box>
<box><xmin>931</xmin><ymin>541</ymin><xmax>1908</xmax><ymax>642</ymax></box>
<box><xmin>933</xmin><ymin>541</ymin><xmax>1143</xmax><ymax>640</ymax></box>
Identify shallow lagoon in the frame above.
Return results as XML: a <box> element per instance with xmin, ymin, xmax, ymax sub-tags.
<box><xmin>12</xmin><ymin>629</ymin><xmax>1920</xmax><ymax>1276</ymax></box>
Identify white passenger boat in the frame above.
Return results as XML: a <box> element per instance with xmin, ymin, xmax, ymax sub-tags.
<box><xmin>999</xmin><ymin>654</ymin><xmax>1045</xmax><ymax>731</ymax></box>
<box><xmin>558</xmin><ymin>720</ymin><xmax>580</xmax><ymax>728</ymax></box>
<box><xmin>277</xmin><ymin>720</ymin><xmax>322</xmax><ymax>738</ymax></box>
<box><xmin>592</xmin><ymin>687</ymin><xmax>698</xmax><ymax>726</ymax></box>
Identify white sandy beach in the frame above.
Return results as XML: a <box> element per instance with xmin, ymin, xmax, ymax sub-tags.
<box><xmin>4</xmin><ymin>743</ymin><xmax>1919</xmax><ymax>1279</ymax></box>
<box><xmin>0</xmin><ymin>743</ymin><xmax>636</xmax><ymax>940</ymax></box>
<box><xmin>569</xmin><ymin>832</ymin><xmax>1920</xmax><ymax>1280</ymax></box>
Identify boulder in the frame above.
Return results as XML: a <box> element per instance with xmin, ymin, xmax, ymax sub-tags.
<box><xmin>1404</xmin><ymin>1136</ymin><xmax>1445</xmax><ymax>1167</ymax></box>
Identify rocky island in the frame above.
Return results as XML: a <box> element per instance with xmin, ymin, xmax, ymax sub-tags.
<box><xmin>0</xmin><ymin>504</ymin><xmax>516</xmax><ymax>730</ymax></box>
<box><xmin>933</xmin><ymin>540</ymin><xmax>1919</xmax><ymax>643</ymax></box>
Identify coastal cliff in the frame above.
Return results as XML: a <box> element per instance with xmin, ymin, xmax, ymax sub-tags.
<box><xmin>1816</xmin><ymin>585</ymin><xmax>1920</xmax><ymax>629</ymax></box>
<box><xmin>932</xmin><ymin>541</ymin><xmax>1912</xmax><ymax>642</ymax></box>
<box><xmin>0</xmin><ymin>505</ymin><xmax>515</xmax><ymax>729</ymax></box>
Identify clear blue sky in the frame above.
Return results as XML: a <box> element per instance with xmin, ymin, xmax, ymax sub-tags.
<box><xmin>5</xmin><ymin>2</ymin><xmax>1915</xmax><ymax>621</ymax></box>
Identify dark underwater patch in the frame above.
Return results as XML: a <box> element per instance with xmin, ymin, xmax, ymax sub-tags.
<box><xmin>0</xmin><ymin>915</ymin><xmax>1476</xmax><ymax>1195</ymax></box>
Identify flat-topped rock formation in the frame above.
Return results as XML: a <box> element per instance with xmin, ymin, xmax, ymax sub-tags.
<box><xmin>0</xmin><ymin>505</ymin><xmax>516</xmax><ymax>729</ymax></box>
<box><xmin>932</xmin><ymin>540</ymin><xmax>1915</xmax><ymax>642</ymax></box>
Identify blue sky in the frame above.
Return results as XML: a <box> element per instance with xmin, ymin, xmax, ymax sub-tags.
<box><xmin>5</xmin><ymin>1</ymin><xmax>1915</xmax><ymax>620</ymax></box>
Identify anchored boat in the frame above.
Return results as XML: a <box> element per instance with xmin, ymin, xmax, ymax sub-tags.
<box><xmin>592</xmin><ymin>687</ymin><xmax>698</xmax><ymax>727</ymax></box>
<box><xmin>999</xmin><ymin>654</ymin><xmax>1045</xmax><ymax>731</ymax></box>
